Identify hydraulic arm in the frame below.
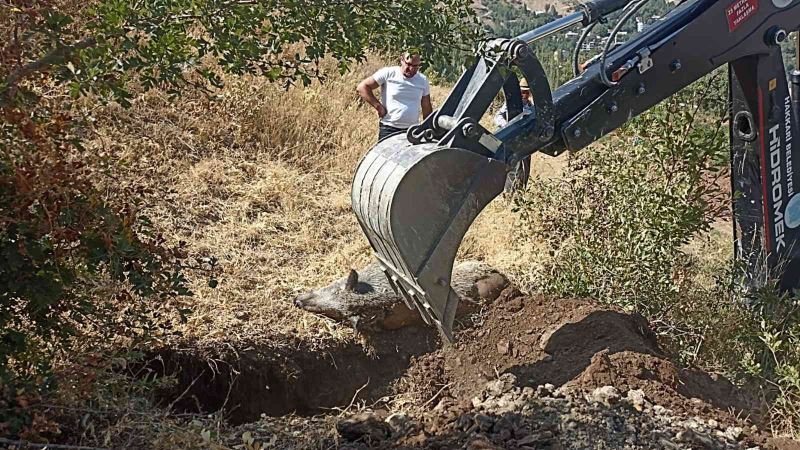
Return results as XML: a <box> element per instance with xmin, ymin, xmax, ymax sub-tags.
<box><xmin>352</xmin><ymin>0</ymin><xmax>800</xmax><ymax>340</ymax></box>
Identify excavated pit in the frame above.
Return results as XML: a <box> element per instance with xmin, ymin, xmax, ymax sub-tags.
<box><xmin>145</xmin><ymin>290</ymin><xmax>761</xmax><ymax>429</ymax></box>
<box><xmin>145</xmin><ymin>326</ymin><xmax>439</xmax><ymax>424</ymax></box>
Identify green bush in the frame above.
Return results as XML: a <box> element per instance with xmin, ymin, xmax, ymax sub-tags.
<box><xmin>733</xmin><ymin>286</ymin><xmax>800</xmax><ymax>436</ymax></box>
<box><xmin>0</xmin><ymin>101</ymin><xmax>194</xmax><ymax>438</ymax></box>
<box><xmin>513</xmin><ymin>71</ymin><xmax>728</xmax><ymax>313</ymax></box>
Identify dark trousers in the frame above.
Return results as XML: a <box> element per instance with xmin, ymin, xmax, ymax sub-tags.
<box><xmin>504</xmin><ymin>157</ymin><xmax>532</xmax><ymax>192</ymax></box>
<box><xmin>378</xmin><ymin>123</ymin><xmax>407</xmax><ymax>142</ymax></box>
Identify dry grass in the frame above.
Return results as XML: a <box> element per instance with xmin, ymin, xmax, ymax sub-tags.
<box><xmin>87</xmin><ymin>57</ymin><xmax>554</xmax><ymax>352</ymax></box>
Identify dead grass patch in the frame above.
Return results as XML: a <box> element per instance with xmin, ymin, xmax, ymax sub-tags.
<box><xmin>85</xmin><ymin>57</ymin><xmax>518</xmax><ymax>355</ymax></box>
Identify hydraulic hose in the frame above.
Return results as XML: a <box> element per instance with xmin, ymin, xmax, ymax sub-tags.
<box><xmin>573</xmin><ymin>21</ymin><xmax>598</xmax><ymax>77</ymax></box>
<box><xmin>599</xmin><ymin>0</ymin><xmax>651</xmax><ymax>87</ymax></box>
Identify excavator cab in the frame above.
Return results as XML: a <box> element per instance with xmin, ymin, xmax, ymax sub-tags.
<box><xmin>352</xmin><ymin>0</ymin><xmax>800</xmax><ymax>340</ymax></box>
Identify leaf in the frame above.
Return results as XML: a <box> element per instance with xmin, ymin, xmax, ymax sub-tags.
<box><xmin>242</xmin><ymin>431</ymin><xmax>254</xmax><ymax>445</ymax></box>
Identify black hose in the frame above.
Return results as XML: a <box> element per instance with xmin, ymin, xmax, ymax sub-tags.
<box><xmin>573</xmin><ymin>21</ymin><xmax>598</xmax><ymax>77</ymax></box>
<box><xmin>599</xmin><ymin>0</ymin><xmax>651</xmax><ymax>87</ymax></box>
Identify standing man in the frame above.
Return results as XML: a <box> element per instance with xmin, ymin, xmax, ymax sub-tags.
<box><xmin>494</xmin><ymin>77</ymin><xmax>533</xmax><ymax>128</ymax></box>
<box><xmin>357</xmin><ymin>52</ymin><xmax>433</xmax><ymax>141</ymax></box>
<box><xmin>494</xmin><ymin>77</ymin><xmax>534</xmax><ymax>192</ymax></box>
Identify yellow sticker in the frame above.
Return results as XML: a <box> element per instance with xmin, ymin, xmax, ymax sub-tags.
<box><xmin>770</xmin><ymin>78</ymin><xmax>778</xmax><ymax>91</ymax></box>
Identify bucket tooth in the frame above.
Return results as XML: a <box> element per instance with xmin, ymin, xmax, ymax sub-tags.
<box><xmin>351</xmin><ymin>134</ymin><xmax>508</xmax><ymax>339</ymax></box>
<box><xmin>387</xmin><ymin>274</ymin><xmax>400</xmax><ymax>294</ymax></box>
<box><xmin>408</xmin><ymin>290</ymin><xmax>432</xmax><ymax>325</ymax></box>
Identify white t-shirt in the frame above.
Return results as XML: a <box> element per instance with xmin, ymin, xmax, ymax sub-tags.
<box><xmin>372</xmin><ymin>66</ymin><xmax>430</xmax><ymax>129</ymax></box>
<box><xmin>494</xmin><ymin>100</ymin><xmax>534</xmax><ymax>128</ymax></box>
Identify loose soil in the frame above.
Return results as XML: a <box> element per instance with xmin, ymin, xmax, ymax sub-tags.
<box><xmin>147</xmin><ymin>326</ymin><xmax>439</xmax><ymax>424</ymax></box>
<box><xmin>146</xmin><ymin>283</ymin><xmax>800</xmax><ymax>449</ymax></box>
<box><xmin>420</xmin><ymin>287</ymin><xmax>756</xmax><ymax>420</ymax></box>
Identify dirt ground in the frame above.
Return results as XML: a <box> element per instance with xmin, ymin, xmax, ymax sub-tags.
<box><xmin>149</xmin><ymin>282</ymin><xmax>799</xmax><ymax>449</ymax></box>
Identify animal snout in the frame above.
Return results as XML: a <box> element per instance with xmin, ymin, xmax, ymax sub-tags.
<box><xmin>294</xmin><ymin>292</ymin><xmax>316</xmax><ymax>308</ymax></box>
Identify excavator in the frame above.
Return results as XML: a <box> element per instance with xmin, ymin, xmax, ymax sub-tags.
<box><xmin>351</xmin><ymin>0</ymin><xmax>800</xmax><ymax>341</ymax></box>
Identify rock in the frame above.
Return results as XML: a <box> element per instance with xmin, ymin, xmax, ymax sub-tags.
<box><xmin>724</xmin><ymin>426</ymin><xmax>743</xmax><ymax>441</ymax></box>
<box><xmin>337</xmin><ymin>412</ymin><xmax>391</xmax><ymax>442</ymax></box>
<box><xmin>626</xmin><ymin>389</ymin><xmax>648</xmax><ymax>411</ymax></box>
<box><xmin>535</xmin><ymin>383</ymin><xmax>556</xmax><ymax>398</ymax></box>
<box><xmin>684</xmin><ymin>417</ymin><xmax>703</xmax><ymax>430</ymax></box>
<box><xmin>588</xmin><ymin>385</ymin><xmax>621</xmax><ymax>406</ymax></box>
<box><xmin>485</xmin><ymin>373</ymin><xmax>517</xmax><ymax>396</ymax></box>
<box><xmin>677</xmin><ymin>428</ymin><xmax>720</xmax><ymax>449</ymax></box>
<box><xmin>497</xmin><ymin>339</ymin><xmax>510</xmax><ymax>355</ymax></box>
<box><xmin>707</xmin><ymin>418</ymin><xmax>719</xmax><ymax>430</ymax></box>
<box><xmin>521</xmin><ymin>386</ymin><xmax>535</xmax><ymax>398</ymax></box>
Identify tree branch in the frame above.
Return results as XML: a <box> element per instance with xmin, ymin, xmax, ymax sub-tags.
<box><xmin>1</xmin><ymin>36</ymin><xmax>97</xmax><ymax>103</ymax></box>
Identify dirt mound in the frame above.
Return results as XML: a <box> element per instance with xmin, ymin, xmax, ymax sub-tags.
<box><xmin>398</xmin><ymin>288</ymin><xmax>753</xmax><ymax>422</ymax></box>
<box><xmin>320</xmin><ymin>288</ymin><xmax>780</xmax><ymax>449</ymax></box>
<box><xmin>565</xmin><ymin>350</ymin><xmax>753</xmax><ymax>419</ymax></box>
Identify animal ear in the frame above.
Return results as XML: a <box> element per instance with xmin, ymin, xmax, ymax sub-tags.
<box><xmin>345</xmin><ymin>269</ymin><xmax>358</xmax><ymax>292</ymax></box>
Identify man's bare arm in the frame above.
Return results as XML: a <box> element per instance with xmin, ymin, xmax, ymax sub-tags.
<box><xmin>421</xmin><ymin>95</ymin><xmax>432</xmax><ymax>119</ymax></box>
<box><xmin>357</xmin><ymin>76</ymin><xmax>387</xmax><ymax>118</ymax></box>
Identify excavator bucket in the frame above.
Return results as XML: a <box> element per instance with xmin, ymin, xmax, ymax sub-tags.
<box><xmin>351</xmin><ymin>133</ymin><xmax>508</xmax><ymax>340</ymax></box>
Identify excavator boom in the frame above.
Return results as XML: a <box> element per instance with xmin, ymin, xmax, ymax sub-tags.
<box><xmin>352</xmin><ymin>0</ymin><xmax>800</xmax><ymax>340</ymax></box>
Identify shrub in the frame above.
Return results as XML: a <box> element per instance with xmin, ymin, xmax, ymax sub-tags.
<box><xmin>0</xmin><ymin>99</ymin><xmax>194</xmax><ymax>438</ymax></box>
<box><xmin>513</xmin><ymin>70</ymin><xmax>728</xmax><ymax>314</ymax></box>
